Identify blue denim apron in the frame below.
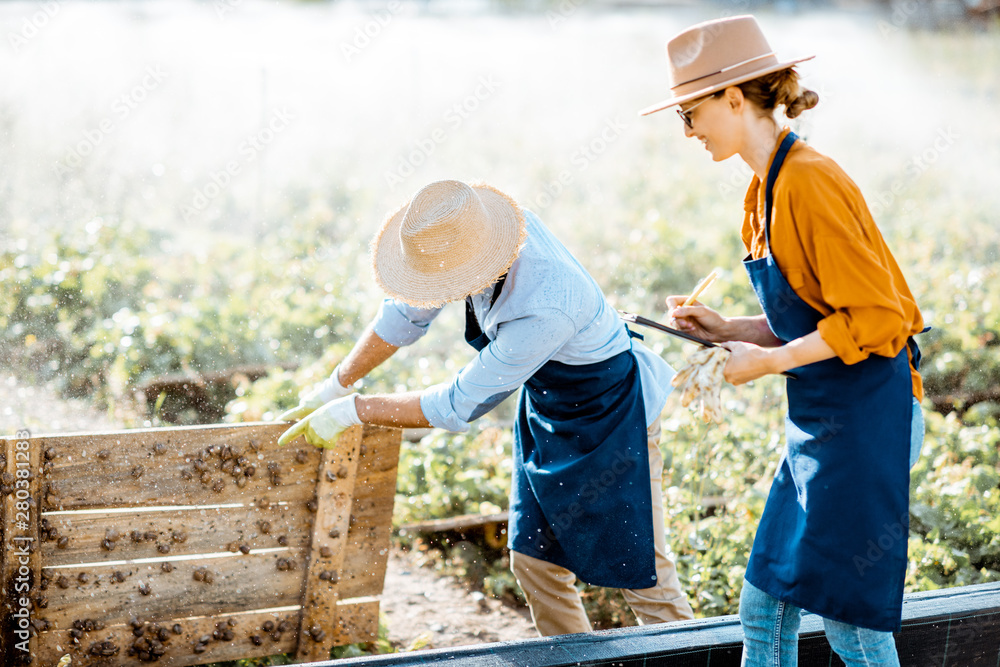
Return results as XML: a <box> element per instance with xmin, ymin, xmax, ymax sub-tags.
<box><xmin>743</xmin><ymin>132</ymin><xmax>916</xmax><ymax>632</ymax></box>
<box><xmin>465</xmin><ymin>280</ymin><xmax>656</xmax><ymax>589</ymax></box>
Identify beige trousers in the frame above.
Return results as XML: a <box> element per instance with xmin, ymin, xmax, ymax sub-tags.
<box><xmin>510</xmin><ymin>421</ymin><xmax>694</xmax><ymax>636</ymax></box>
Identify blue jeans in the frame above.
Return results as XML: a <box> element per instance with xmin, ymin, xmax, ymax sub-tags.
<box><xmin>739</xmin><ymin>400</ymin><xmax>922</xmax><ymax>666</ymax></box>
<box><xmin>909</xmin><ymin>397</ymin><xmax>924</xmax><ymax>469</ymax></box>
<box><xmin>739</xmin><ymin>580</ymin><xmax>900</xmax><ymax>666</ymax></box>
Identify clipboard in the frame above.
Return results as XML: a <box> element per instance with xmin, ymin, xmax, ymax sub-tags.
<box><xmin>619</xmin><ymin>311</ymin><xmax>798</xmax><ymax>380</ymax></box>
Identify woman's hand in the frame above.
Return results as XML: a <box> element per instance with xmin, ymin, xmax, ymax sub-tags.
<box><xmin>666</xmin><ymin>296</ymin><xmax>730</xmax><ymax>342</ymax></box>
<box><xmin>667</xmin><ymin>298</ymin><xmax>786</xmax><ymax>348</ymax></box>
<box><xmin>718</xmin><ymin>331</ymin><xmax>838</xmax><ymax>384</ymax></box>
<box><xmin>718</xmin><ymin>341</ymin><xmax>778</xmax><ymax>385</ymax></box>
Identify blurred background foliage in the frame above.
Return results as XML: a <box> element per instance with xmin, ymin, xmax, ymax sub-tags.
<box><xmin>1</xmin><ymin>0</ymin><xmax>999</xmax><ymax>659</ymax></box>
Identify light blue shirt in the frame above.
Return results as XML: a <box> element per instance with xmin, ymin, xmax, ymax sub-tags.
<box><xmin>372</xmin><ymin>210</ymin><xmax>675</xmax><ymax>433</ymax></box>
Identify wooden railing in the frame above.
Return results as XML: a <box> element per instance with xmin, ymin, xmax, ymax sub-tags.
<box><xmin>322</xmin><ymin>582</ymin><xmax>1000</xmax><ymax>667</ymax></box>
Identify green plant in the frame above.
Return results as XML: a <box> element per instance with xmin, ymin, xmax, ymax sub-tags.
<box><xmin>393</xmin><ymin>426</ymin><xmax>514</xmax><ymax>527</ymax></box>
<box><xmin>0</xmin><ymin>209</ymin><xmax>373</xmax><ymax>424</ymax></box>
<box><xmin>907</xmin><ymin>410</ymin><xmax>1000</xmax><ymax>590</ymax></box>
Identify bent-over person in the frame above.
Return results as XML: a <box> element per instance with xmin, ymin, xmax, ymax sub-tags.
<box><xmin>278</xmin><ymin>179</ymin><xmax>694</xmax><ymax>635</ymax></box>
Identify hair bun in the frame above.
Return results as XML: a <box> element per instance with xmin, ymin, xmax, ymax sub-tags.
<box><xmin>737</xmin><ymin>67</ymin><xmax>819</xmax><ymax>119</ymax></box>
<box><xmin>786</xmin><ymin>89</ymin><xmax>819</xmax><ymax>119</ymax></box>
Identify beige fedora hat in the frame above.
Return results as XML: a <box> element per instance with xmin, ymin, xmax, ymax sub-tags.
<box><xmin>371</xmin><ymin>180</ymin><xmax>527</xmax><ymax>309</ymax></box>
<box><xmin>639</xmin><ymin>15</ymin><xmax>813</xmax><ymax>116</ymax></box>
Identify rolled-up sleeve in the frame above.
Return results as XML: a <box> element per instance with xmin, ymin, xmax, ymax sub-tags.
<box><xmin>814</xmin><ymin>250</ymin><xmax>906</xmax><ymax>366</ymax></box>
<box><xmin>420</xmin><ymin>309</ymin><xmax>576</xmax><ymax>432</ymax></box>
<box><xmin>371</xmin><ymin>298</ymin><xmax>443</xmax><ymax>347</ymax></box>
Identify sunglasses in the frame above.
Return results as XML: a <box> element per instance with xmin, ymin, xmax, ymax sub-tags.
<box><xmin>676</xmin><ymin>92</ymin><xmax>721</xmax><ymax>129</ymax></box>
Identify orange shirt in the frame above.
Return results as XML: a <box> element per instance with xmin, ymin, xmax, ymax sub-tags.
<box><xmin>742</xmin><ymin>129</ymin><xmax>924</xmax><ymax>401</ymax></box>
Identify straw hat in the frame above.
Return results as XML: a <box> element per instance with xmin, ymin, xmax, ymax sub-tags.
<box><xmin>371</xmin><ymin>180</ymin><xmax>527</xmax><ymax>309</ymax></box>
<box><xmin>639</xmin><ymin>15</ymin><xmax>814</xmax><ymax>116</ymax></box>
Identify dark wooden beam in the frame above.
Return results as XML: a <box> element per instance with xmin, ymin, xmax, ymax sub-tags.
<box><xmin>316</xmin><ymin>582</ymin><xmax>1000</xmax><ymax>667</ymax></box>
<box><xmin>927</xmin><ymin>387</ymin><xmax>1000</xmax><ymax>417</ymax></box>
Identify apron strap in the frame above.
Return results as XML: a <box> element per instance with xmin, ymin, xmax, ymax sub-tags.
<box><xmin>464</xmin><ymin>273</ymin><xmax>507</xmax><ymax>342</ymax></box>
<box><xmin>764</xmin><ymin>131</ymin><xmax>799</xmax><ymax>253</ymax></box>
<box><xmin>762</xmin><ymin>135</ymin><xmax>931</xmax><ymax>377</ymax></box>
<box><xmin>906</xmin><ymin>327</ymin><xmax>931</xmax><ymax>371</ymax></box>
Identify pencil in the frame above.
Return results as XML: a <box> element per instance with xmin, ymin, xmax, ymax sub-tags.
<box><xmin>682</xmin><ymin>270</ymin><xmax>718</xmax><ymax>307</ymax></box>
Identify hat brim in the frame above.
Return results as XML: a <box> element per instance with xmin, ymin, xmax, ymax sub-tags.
<box><xmin>638</xmin><ymin>55</ymin><xmax>815</xmax><ymax>117</ymax></box>
<box><xmin>370</xmin><ymin>183</ymin><xmax>527</xmax><ymax>309</ymax></box>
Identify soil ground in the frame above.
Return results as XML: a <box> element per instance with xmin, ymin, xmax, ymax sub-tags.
<box><xmin>380</xmin><ymin>547</ymin><xmax>536</xmax><ymax>650</ymax></box>
<box><xmin>0</xmin><ymin>377</ymin><xmax>537</xmax><ymax>654</ymax></box>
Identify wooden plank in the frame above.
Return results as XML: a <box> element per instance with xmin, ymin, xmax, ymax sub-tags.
<box><xmin>31</xmin><ymin>599</ymin><xmax>378</xmax><ymax>667</ymax></box>
<box><xmin>296</xmin><ymin>425</ymin><xmax>363</xmax><ymax>662</ymax></box>
<box><xmin>38</xmin><ymin>551</ymin><xmax>306</xmax><ymax>632</ymax></box>
<box><xmin>37</xmin><ymin>424</ymin><xmax>400</xmax><ymax>594</ymax></box>
<box><xmin>38</xmin><ymin>423</ymin><xmax>322</xmax><ymax>510</ymax></box>
<box><xmin>330</xmin><ymin>597</ymin><xmax>381</xmax><ymax>646</ymax></box>
<box><xmin>356</xmin><ymin>425</ymin><xmax>403</xmax><ymax>473</ymax></box>
<box><xmin>338</xmin><ymin>426</ymin><xmax>401</xmax><ymax>599</ymax></box>
<box><xmin>1</xmin><ymin>433</ymin><xmax>42</xmax><ymax>666</ymax></box>
<box><xmin>39</xmin><ymin>503</ymin><xmax>311</xmax><ymax>567</ymax></box>
<box><xmin>401</xmin><ymin>512</ymin><xmax>509</xmax><ymax>551</ymax></box>
<box><xmin>399</xmin><ymin>503</ymin><xmax>721</xmax><ymax>538</ymax></box>
<box><xmin>402</xmin><ymin>511</ymin><xmax>509</xmax><ymax>533</ymax></box>
<box><xmin>135</xmin><ymin>362</ymin><xmax>299</xmax><ymax>394</ymax></box>
<box><xmin>320</xmin><ymin>583</ymin><xmax>1000</xmax><ymax>667</ymax></box>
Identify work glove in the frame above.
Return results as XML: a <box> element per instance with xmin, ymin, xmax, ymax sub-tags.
<box><xmin>278</xmin><ymin>394</ymin><xmax>362</xmax><ymax>448</ymax></box>
<box><xmin>278</xmin><ymin>365</ymin><xmax>353</xmax><ymax>422</ymax></box>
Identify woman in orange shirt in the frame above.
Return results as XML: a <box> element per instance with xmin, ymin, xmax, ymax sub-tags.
<box><xmin>640</xmin><ymin>15</ymin><xmax>925</xmax><ymax>667</ymax></box>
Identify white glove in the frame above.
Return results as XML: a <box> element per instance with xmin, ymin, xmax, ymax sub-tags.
<box><xmin>278</xmin><ymin>365</ymin><xmax>354</xmax><ymax>422</ymax></box>
<box><xmin>278</xmin><ymin>394</ymin><xmax>362</xmax><ymax>449</ymax></box>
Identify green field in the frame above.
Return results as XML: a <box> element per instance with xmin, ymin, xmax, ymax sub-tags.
<box><xmin>2</xmin><ymin>0</ymin><xmax>999</xmax><ymax>646</ymax></box>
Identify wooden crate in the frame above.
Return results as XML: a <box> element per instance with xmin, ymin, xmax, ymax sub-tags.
<box><xmin>0</xmin><ymin>422</ymin><xmax>401</xmax><ymax>666</ymax></box>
